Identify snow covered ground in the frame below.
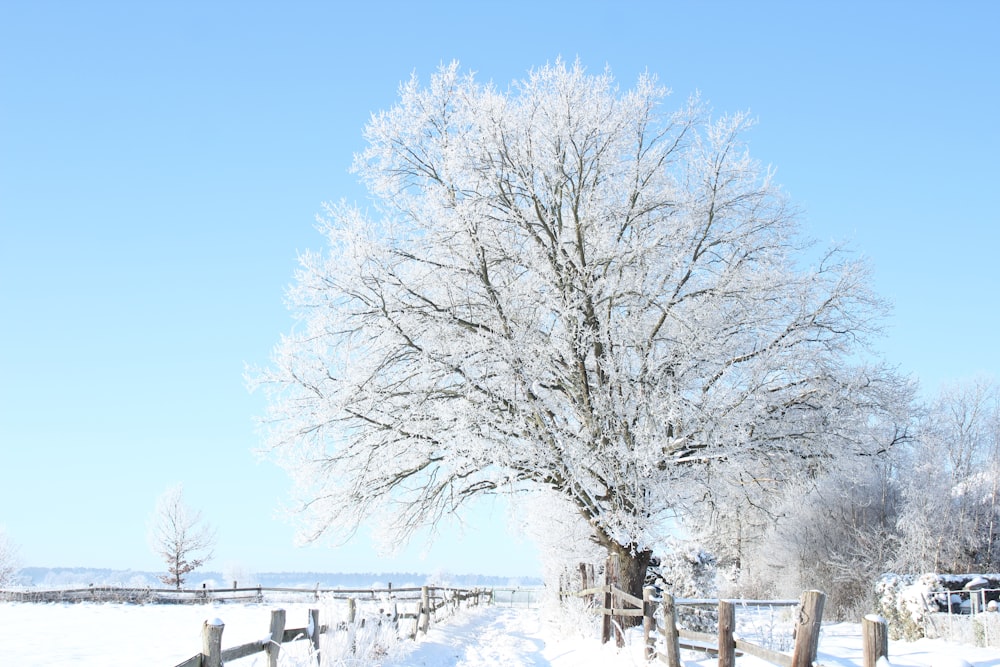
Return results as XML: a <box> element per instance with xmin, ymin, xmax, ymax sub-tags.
<box><xmin>1</xmin><ymin>601</ymin><xmax>998</xmax><ymax>666</ymax></box>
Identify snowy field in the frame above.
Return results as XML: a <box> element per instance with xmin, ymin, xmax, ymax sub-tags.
<box><xmin>2</xmin><ymin>601</ymin><xmax>999</xmax><ymax>666</ymax></box>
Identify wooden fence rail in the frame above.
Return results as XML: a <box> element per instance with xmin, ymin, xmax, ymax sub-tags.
<box><xmin>576</xmin><ymin>584</ymin><xmax>829</xmax><ymax>666</ymax></box>
<box><xmin>658</xmin><ymin>590</ymin><xmax>827</xmax><ymax>667</ymax></box>
<box><xmin>171</xmin><ymin>585</ymin><xmax>491</xmax><ymax>667</ymax></box>
<box><xmin>0</xmin><ymin>583</ymin><xmax>494</xmax><ymax>605</ymax></box>
<box><xmin>575</xmin><ymin>584</ymin><xmax>894</xmax><ymax>667</ymax></box>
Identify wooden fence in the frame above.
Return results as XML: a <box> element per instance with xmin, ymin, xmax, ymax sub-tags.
<box><xmin>659</xmin><ymin>590</ymin><xmax>825</xmax><ymax>667</ymax></box>
<box><xmin>0</xmin><ymin>582</ymin><xmax>491</xmax><ymax>605</ymax></box>
<box><xmin>577</xmin><ymin>585</ymin><xmax>892</xmax><ymax>667</ymax></box>
<box><xmin>172</xmin><ymin>585</ymin><xmax>490</xmax><ymax>667</ymax></box>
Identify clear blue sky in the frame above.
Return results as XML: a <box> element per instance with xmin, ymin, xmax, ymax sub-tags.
<box><xmin>1</xmin><ymin>1</ymin><xmax>997</xmax><ymax>578</ymax></box>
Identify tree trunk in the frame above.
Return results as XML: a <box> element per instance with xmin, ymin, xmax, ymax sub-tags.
<box><xmin>606</xmin><ymin>541</ymin><xmax>653</xmax><ymax>629</ymax></box>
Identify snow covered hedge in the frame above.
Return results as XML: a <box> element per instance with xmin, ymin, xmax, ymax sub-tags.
<box><xmin>875</xmin><ymin>573</ymin><xmax>1000</xmax><ymax>640</ymax></box>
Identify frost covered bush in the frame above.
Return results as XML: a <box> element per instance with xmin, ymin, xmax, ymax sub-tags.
<box><xmin>545</xmin><ymin>593</ymin><xmax>602</xmax><ymax>640</ymax></box>
<box><xmin>973</xmin><ymin>610</ymin><xmax>1000</xmax><ymax>647</ymax></box>
<box><xmin>0</xmin><ymin>530</ymin><xmax>20</xmax><ymax>587</ymax></box>
<box><xmin>874</xmin><ymin>573</ymin><xmax>939</xmax><ymax>640</ymax></box>
<box><xmin>650</xmin><ymin>541</ymin><xmax>719</xmax><ymax>633</ymax></box>
<box><xmin>652</xmin><ymin>542</ymin><xmax>718</xmax><ymax>599</ymax></box>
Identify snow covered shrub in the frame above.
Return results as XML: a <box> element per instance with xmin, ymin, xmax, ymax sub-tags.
<box><xmin>973</xmin><ymin>610</ymin><xmax>1000</xmax><ymax>647</ymax></box>
<box><xmin>874</xmin><ymin>573</ymin><xmax>937</xmax><ymax>640</ymax></box>
<box><xmin>544</xmin><ymin>592</ymin><xmax>602</xmax><ymax>640</ymax></box>
<box><xmin>650</xmin><ymin>541</ymin><xmax>719</xmax><ymax>632</ymax></box>
<box><xmin>651</xmin><ymin>541</ymin><xmax>718</xmax><ymax>599</ymax></box>
<box><xmin>321</xmin><ymin>605</ymin><xmax>409</xmax><ymax>666</ymax></box>
<box><xmin>0</xmin><ymin>529</ymin><xmax>20</xmax><ymax>587</ymax></box>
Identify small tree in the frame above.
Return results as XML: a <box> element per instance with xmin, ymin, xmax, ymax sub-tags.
<box><xmin>148</xmin><ymin>484</ymin><xmax>216</xmax><ymax>589</ymax></box>
<box><xmin>0</xmin><ymin>528</ymin><xmax>20</xmax><ymax>587</ymax></box>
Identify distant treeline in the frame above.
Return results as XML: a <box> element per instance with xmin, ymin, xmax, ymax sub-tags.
<box><xmin>13</xmin><ymin>567</ymin><xmax>541</xmax><ymax>590</ymax></box>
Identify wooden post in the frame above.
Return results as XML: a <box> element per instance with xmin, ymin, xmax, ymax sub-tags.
<box><xmin>602</xmin><ymin>553</ymin><xmax>621</xmax><ymax>645</ymax></box>
<box><xmin>642</xmin><ymin>586</ymin><xmax>656</xmax><ymax>660</ymax></box>
<box><xmin>862</xmin><ymin>614</ymin><xmax>888</xmax><ymax>667</ymax></box>
<box><xmin>202</xmin><ymin>619</ymin><xmax>224</xmax><ymax>667</ymax></box>
<box><xmin>601</xmin><ymin>589</ymin><xmax>613</xmax><ymax>643</ymax></box>
<box><xmin>661</xmin><ymin>593</ymin><xmax>682</xmax><ymax>667</ymax></box>
<box><xmin>346</xmin><ymin>597</ymin><xmax>358</xmax><ymax>655</ymax></box>
<box><xmin>718</xmin><ymin>599</ymin><xmax>736</xmax><ymax>667</ymax></box>
<box><xmin>419</xmin><ymin>586</ymin><xmax>431</xmax><ymax>634</ymax></box>
<box><xmin>267</xmin><ymin>608</ymin><xmax>286</xmax><ymax>667</ymax></box>
<box><xmin>309</xmin><ymin>608</ymin><xmax>321</xmax><ymax>656</ymax></box>
<box><xmin>790</xmin><ymin>590</ymin><xmax>826</xmax><ymax>667</ymax></box>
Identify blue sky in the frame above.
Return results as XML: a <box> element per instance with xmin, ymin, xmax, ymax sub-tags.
<box><xmin>1</xmin><ymin>1</ymin><xmax>997</xmax><ymax>578</ymax></box>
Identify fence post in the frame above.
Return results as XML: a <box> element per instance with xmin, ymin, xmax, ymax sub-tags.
<box><xmin>718</xmin><ymin>599</ymin><xmax>736</xmax><ymax>667</ymax></box>
<box><xmin>862</xmin><ymin>614</ymin><xmax>888</xmax><ymax>667</ymax></box>
<box><xmin>791</xmin><ymin>590</ymin><xmax>826</xmax><ymax>667</ymax></box>
<box><xmin>642</xmin><ymin>586</ymin><xmax>656</xmax><ymax>660</ymax></box>
<box><xmin>602</xmin><ymin>552</ymin><xmax>621</xmax><ymax>645</ymax></box>
<box><xmin>347</xmin><ymin>597</ymin><xmax>357</xmax><ymax>624</ymax></box>
<box><xmin>202</xmin><ymin>619</ymin><xmax>224</xmax><ymax>667</ymax></box>
<box><xmin>420</xmin><ymin>586</ymin><xmax>431</xmax><ymax>634</ymax></box>
<box><xmin>309</xmin><ymin>608</ymin><xmax>321</xmax><ymax>657</ymax></box>
<box><xmin>267</xmin><ymin>608</ymin><xmax>286</xmax><ymax>667</ymax></box>
<box><xmin>661</xmin><ymin>593</ymin><xmax>681</xmax><ymax>667</ymax></box>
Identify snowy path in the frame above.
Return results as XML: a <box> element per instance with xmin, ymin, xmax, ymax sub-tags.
<box><xmin>381</xmin><ymin>606</ymin><xmax>648</xmax><ymax>667</ymax></box>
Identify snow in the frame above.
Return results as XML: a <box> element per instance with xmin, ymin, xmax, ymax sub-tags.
<box><xmin>1</xmin><ymin>601</ymin><xmax>999</xmax><ymax>666</ymax></box>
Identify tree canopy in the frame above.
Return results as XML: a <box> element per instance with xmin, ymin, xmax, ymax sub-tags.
<box><xmin>255</xmin><ymin>61</ymin><xmax>899</xmax><ymax>588</ymax></box>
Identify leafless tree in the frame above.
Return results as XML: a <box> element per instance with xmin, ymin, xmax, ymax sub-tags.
<box><xmin>148</xmin><ymin>484</ymin><xmax>216</xmax><ymax>590</ymax></box>
<box><xmin>897</xmin><ymin>378</ymin><xmax>1000</xmax><ymax>573</ymax></box>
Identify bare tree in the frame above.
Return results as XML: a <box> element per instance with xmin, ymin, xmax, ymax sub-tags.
<box><xmin>0</xmin><ymin>528</ymin><xmax>20</xmax><ymax>587</ymax></box>
<box><xmin>148</xmin><ymin>484</ymin><xmax>216</xmax><ymax>590</ymax></box>
<box><xmin>897</xmin><ymin>378</ymin><xmax>1000</xmax><ymax>573</ymax></box>
<box><xmin>254</xmin><ymin>60</ymin><xmax>898</xmax><ymax>603</ymax></box>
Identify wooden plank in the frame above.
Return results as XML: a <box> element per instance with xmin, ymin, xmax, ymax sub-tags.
<box><xmin>281</xmin><ymin>627</ymin><xmax>310</xmax><ymax>642</ymax></box>
<box><xmin>597</xmin><ymin>608</ymin><xmax>646</xmax><ymax>618</ymax></box>
<box><xmin>677</xmin><ymin>628</ymin><xmax>717</xmax><ymax>644</ymax></box>
<box><xmin>674</xmin><ymin>598</ymin><xmax>800</xmax><ymax>607</ymax></box>
<box><xmin>611</xmin><ymin>587</ymin><xmax>644</xmax><ymax>609</ymax></box>
<box><xmin>174</xmin><ymin>655</ymin><xmax>202</xmax><ymax>667</ymax></box>
<box><xmin>734</xmin><ymin>639</ymin><xmax>792</xmax><ymax>667</ymax></box>
<box><xmin>220</xmin><ymin>641</ymin><xmax>266</xmax><ymax>662</ymax></box>
<box><xmin>575</xmin><ymin>585</ymin><xmax>610</xmax><ymax>597</ymax></box>
<box><xmin>676</xmin><ymin>639</ymin><xmax>741</xmax><ymax>656</ymax></box>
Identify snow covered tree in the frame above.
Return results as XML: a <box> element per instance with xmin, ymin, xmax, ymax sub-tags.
<box><xmin>897</xmin><ymin>378</ymin><xmax>1000</xmax><ymax>573</ymax></box>
<box><xmin>747</xmin><ymin>457</ymin><xmax>905</xmax><ymax>618</ymax></box>
<box><xmin>255</xmin><ymin>60</ymin><xmax>897</xmax><ymax>604</ymax></box>
<box><xmin>696</xmin><ymin>378</ymin><xmax>913</xmax><ymax>604</ymax></box>
<box><xmin>148</xmin><ymin>484</ymin><xmax>216</xmax><ymax>590</ymax></box>
<box><xmin>0</xmin><ymin>528</ymin><xmax>20</xmax><ymax>587</ymax></box>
